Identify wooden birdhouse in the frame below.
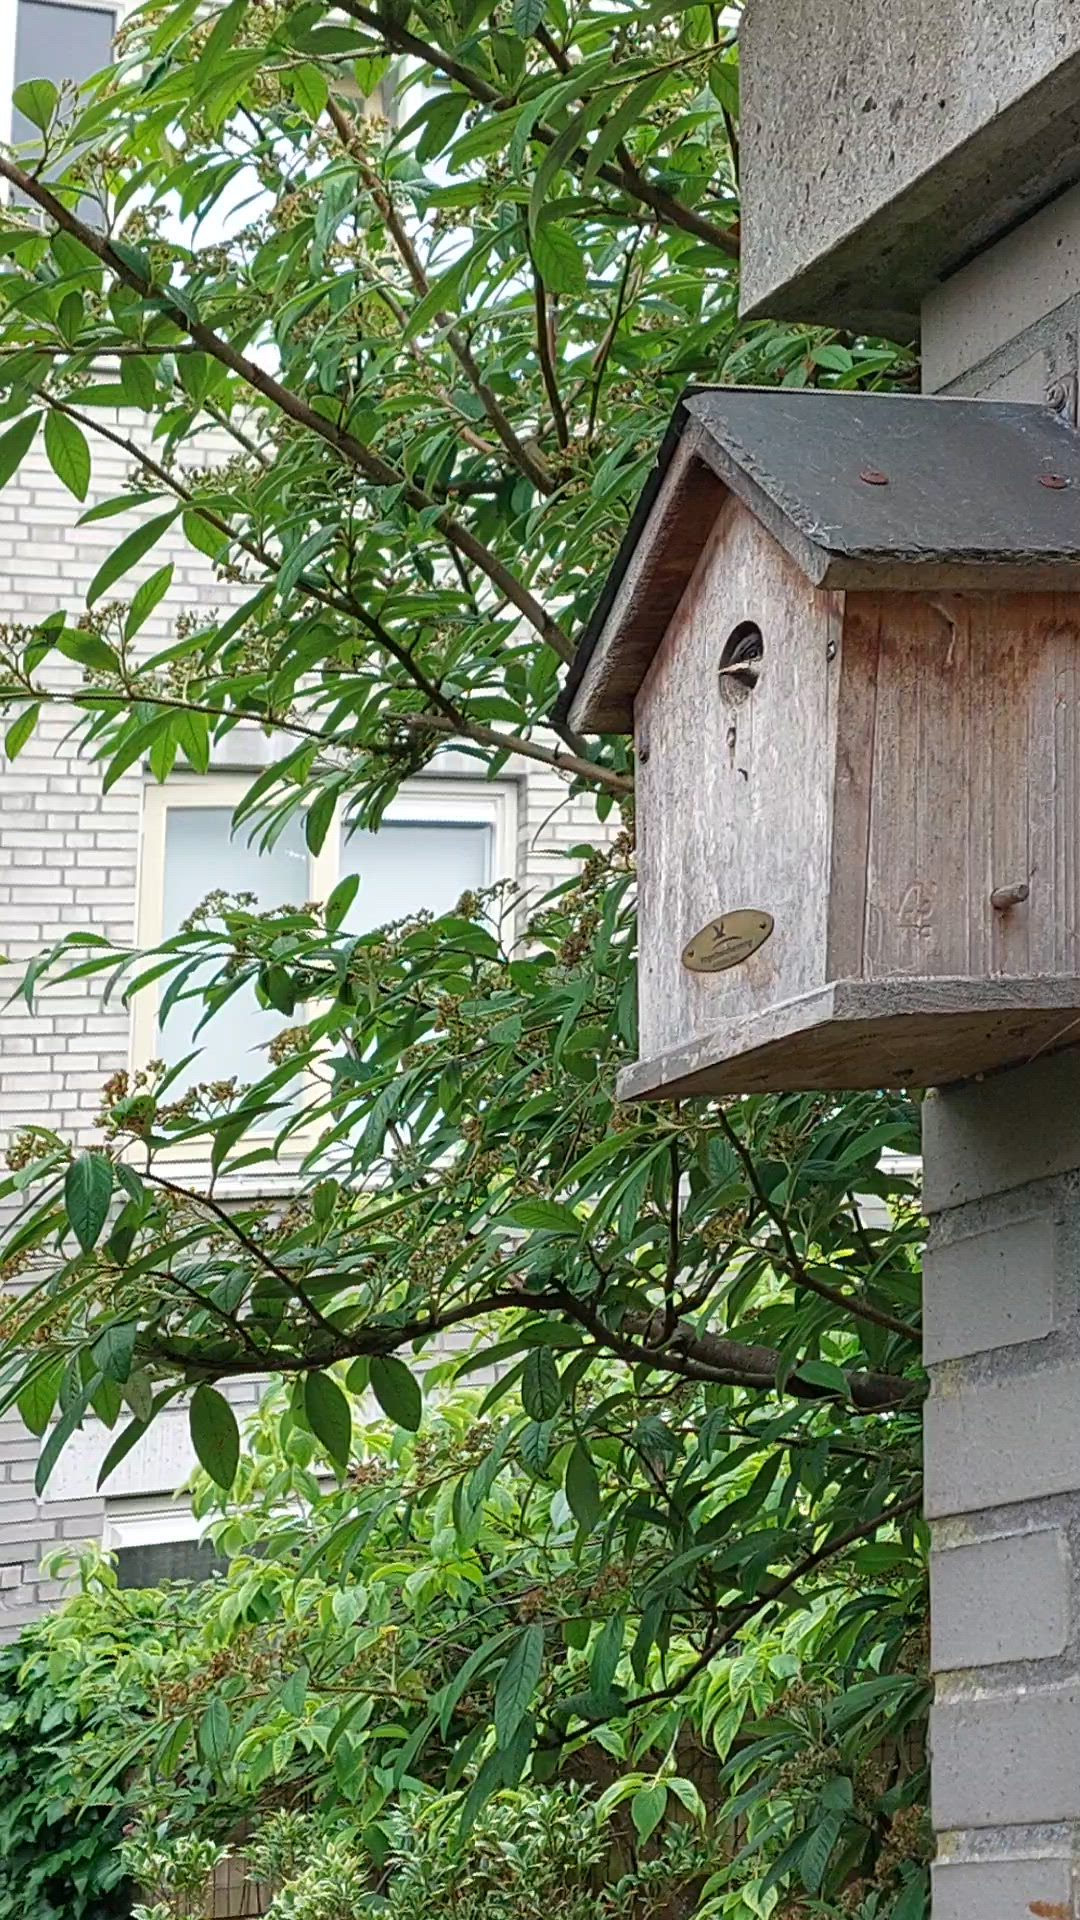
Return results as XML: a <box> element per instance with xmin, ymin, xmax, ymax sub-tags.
<box><xmin>560</xmin><ymin>387</ymin><xmax>1080</xmax><ymax>1095</ymax></box>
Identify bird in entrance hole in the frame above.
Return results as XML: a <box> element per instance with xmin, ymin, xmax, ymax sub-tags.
<box><xmin>718</xmin><ymin>625</ymin><xmax>764</xmax><ymax>687</ymax></box>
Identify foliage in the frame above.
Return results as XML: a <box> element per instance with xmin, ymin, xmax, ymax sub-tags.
<box><xmin>0</xmin><ymin>1617</ymin><xmax>133</xmax><ymax>1919</ymax></box>
<box><xmin>0</xmin><ymin>0</ymin><xmax>925</xmax><ymax>1912</ymax></box>
<box><xmin>13</xmin><ymin>1384</ymin><xmax>929</xmax><ymax>1918</ymax></box>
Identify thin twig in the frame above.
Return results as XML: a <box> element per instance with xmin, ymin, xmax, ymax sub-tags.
<box><xmin>713</xmin><ymin>1107</ymin><xmax>914</xmax><ymax>1341</ymax></box>
<box><xmin>328</xmin><ymin>94</ymin><xmax>554</xmax><ymax>495</ymax></box>
<box><xmin>0</xmin><ymin>154</ymin><xmax>573</xmax><ymax>662</ymax></box>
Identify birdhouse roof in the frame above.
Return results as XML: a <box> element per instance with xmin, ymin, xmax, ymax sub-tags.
<box><xmin>561</xmin><ymin>386</ymin><xmax>1080</xmax><ymax>733</ymax></box>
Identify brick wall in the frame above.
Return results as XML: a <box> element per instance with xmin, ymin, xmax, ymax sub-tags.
<box><xmin>0</xmin><ymin>410</ymin><xmax>615</xmax><ymax>1635</ymax></box>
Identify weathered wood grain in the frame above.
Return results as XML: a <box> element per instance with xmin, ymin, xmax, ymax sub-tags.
<box><xmin>851</xmin><ymin>589</ymin><xmax>1080</xmax><ymax>986</ymax></box>
<box><xmin>633</xmin><ymin>499</ymin><xmax>840</xmax><ymax>1062</ymax></box>
<box><xmin>617</xmin><ymin>976</ymin><xmax>1080</xmax><ymax>1097</ymax></box>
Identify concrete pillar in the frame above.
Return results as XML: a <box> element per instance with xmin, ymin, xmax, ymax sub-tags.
<box><xmin>923</xmin><ymin>1053</ymin><xmax>1080</xmax><ymax>1918</ymax></box>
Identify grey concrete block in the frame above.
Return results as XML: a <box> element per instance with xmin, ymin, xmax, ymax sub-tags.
<box><xmin>932</xmin><ymin>1684</ymin><xmax>1080</xmax><ymax>1827</ymax></box>
<box><xmin>923</xmin><ymin>1054</ymin><xmax>1080</xmax><ymax>1213</ymax></box>
<box><xmin>924</xmin><ymin>1212</ymin><xmax>1056</xmax><ymax>1364</ymax></box>
<box><xmin>924</xmin><ymin>1363</ymin><xmax>1080</xmax><ymax>1517</ymax></box>
<box><xmin>922</xmin><ymin>181</ymin><xmax>1080</xmax><ymax>391</ymax></box>
<box><xmin>739</xmin><ymin>0</ymin><xmax>1080</xmax><ymax>336</ymax></box>
<box><xmin>932</xmin><ymin>1852</ymin><xmax>1073</xmax><ymax>1920</ymax></box>
<box><xmin>930</xmin><ymin>1529</ymin><xmax>1070</xmax><ymax>1669</ymax></box>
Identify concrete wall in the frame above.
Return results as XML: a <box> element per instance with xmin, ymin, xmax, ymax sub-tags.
<box><xmin>739</xmin><ymin>0</ymin><xmax>1080</xmax><ymax>338</ymax></box>
<box><xmin>923</xmin><ymin>1057</ymin><xmax>1080</xmax><ymax>1919</ymax></box>
<box><xmin>0</xmin><ymin>413</ymin><xmax>612</xmax><ymax>1635</ymax></box>
<box><xmin>915</xmin><ymin>181</ymin><xmax>1080</xmax><ymax>1913</ymax></box>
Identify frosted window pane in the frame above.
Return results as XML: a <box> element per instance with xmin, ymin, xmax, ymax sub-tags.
<box><xmin>157</xmin><ymin>808</ymin><xmax>308</xmax><ymax>1085</ymax></box>
<box><xmin>14</xmin><ymin>2</ymin><xmax>115</xmax><ymax>224</ymax></box>
<box><xmin>340</xmin><ymin>821</ymin><xmax>492</xmax><ymax>934</ymax></box>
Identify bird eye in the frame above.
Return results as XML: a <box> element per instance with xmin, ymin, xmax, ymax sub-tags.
<box><xmin>718</xmin><ymin>622</ymin><xmax>763</xmax><ymax>704</ymax></box>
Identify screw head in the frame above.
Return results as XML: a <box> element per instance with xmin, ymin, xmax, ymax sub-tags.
<box><xmin>1039</xmin><ymin>472</ymin><xmax>1070</xmax><ymax>489</ymax></box>
<box><xmin>859</xmin><ymin>468</ymin><xmax>889</xmax><ymax>485</ymax></box>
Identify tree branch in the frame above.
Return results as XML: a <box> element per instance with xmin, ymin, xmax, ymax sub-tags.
<box><xmin>713</xmin><ymin>1109</ymin><xmax>915</xmax><ymax>1341</ymax></box>
<box><xmin>327</xmin><ymin>94</ymin><xmax>555</xmax><ymax>495</ymax></box>
<box><xmin>336</xmin><ymin>0</ymin><xmax>740</xmax><ymax>259</ymax></box>
<box><xmin>0</xmin><ymin>156</ymin><xmax>573</xmax><ymax>664</ymax></box>
<box><xmin>397</xmin><ymin>710</ymin><xmax>632</xmax><ymax>795</ymax></box>
<box><xmin>531</xmin><ymin>266</ymin><xmax>570</xmax><ymax>452</ymax></box>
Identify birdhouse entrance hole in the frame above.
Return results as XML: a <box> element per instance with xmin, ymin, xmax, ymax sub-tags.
<box><xmin>718</xmin><ymin>620</ymin><xmax>763</xmax><ymax>703</ymax></box>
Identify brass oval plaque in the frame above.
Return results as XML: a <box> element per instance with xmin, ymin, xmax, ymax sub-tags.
<box><xmin>681</xmin><ymin>909</ymin><xmax>774</xmax><ymax>975</ymax></box>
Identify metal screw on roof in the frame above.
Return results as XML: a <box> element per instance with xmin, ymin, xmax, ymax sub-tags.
<box><xmin>859</xmin><ymin>468</ymin><xmax>889</xmax><ymax>485</ymax></box>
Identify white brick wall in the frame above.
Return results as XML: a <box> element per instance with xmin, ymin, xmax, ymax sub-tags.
<box><xmin>0</xmin><ymin>410</ymin><xmax>613</xmax><ymax>1634</ymax></box>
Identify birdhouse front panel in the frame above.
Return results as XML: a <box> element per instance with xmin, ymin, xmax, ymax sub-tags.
<box><xmin>634</xmin><ymin>494</ymin><xmax>842</xmax><ymax>1065</ymax></box>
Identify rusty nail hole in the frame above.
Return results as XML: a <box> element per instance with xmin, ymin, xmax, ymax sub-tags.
<box><xmin>1029</xmin><ymin>1903</ymin><xmax>1070</xmax><ymax>1919</ymax></box>
<box><xmin>859</xmin><ymin>468</ymin><xmax>889</xmax><ymax>485</ymax></box>
<box><xmin>1040</xmin><ymin>472</ymin><xmax>1069</xmax><ymax>488</ymax></box>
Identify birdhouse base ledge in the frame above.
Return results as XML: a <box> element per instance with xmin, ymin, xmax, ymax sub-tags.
<box><xmin>618</xmin><ymin>977</ymin><xmax>1080</xmax><ymax>1097</ymax></box>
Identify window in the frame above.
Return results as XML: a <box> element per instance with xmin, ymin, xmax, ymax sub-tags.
<box><xmin>133</xmin><ymin>774</ymin><xmax>518</xmax><ymax>1086</ymax></box>
<box><xmin>3</xmin><ymin>0</ymin><xmax>117</xmax><ymax>222</ymax></box>
<box><xmin>102</xmin><ymin>1503</ymin><xmax>229</xmax><ymax>1590</ymax></box>
<box><xmin>3</xmin><ymin>0</ymin><xmax>117</xmax><ymax>145</ymax></box>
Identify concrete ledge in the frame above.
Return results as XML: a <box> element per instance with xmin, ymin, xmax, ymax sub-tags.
<box><xmin>740</xmin><ymin>0</ymin><xmax>1080</xmax><ymax>336</ymax></box>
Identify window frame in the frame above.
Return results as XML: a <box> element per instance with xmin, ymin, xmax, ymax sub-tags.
<box><xmin>2</xmin><ymin>0</ymin><xmax>120</xmax><ymax>147</ymax></box>
<box><xmin>131</xmin><ymin>769</ymin><xmax>519</xmax><ymax>1089</ymax></box>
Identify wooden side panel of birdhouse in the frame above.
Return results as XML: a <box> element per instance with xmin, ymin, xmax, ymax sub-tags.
<box><xmin>633</xmin><ymin>495</ymin><xmax>843</xmax><ymax>1066</ymax></box>
<box><xmin>831</xmin><ymin>589</ymin><xmax>1080</xmax><ymax>987</ymax></box>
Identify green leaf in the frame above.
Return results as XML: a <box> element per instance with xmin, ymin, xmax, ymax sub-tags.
<box><xmin>589</xmin><ymin>1611</ymin><xmax>624</xmax><ymax>1698</ymax></box>
<box><xmin>800</xmin><ymin>1810</ymin><xmax>843</xmax><ymax>1893</ymax></box>
<box><xmin>197</xmin><ymin>1696</ymin><xmax>232</xmax><ymax>1769</ymax></box>
<box><xmin>93</xmin><ymin>1320</ymin><xmax>137</xmax><ymax>1385</ymax></box>
<box><xmin>565</xmin><ymin>1440</ymin><xmax>600</xmax><ymax>1533</ymax></box>
<box><xmin>64</xmin><ymin>1152</ymin><xmax>113</xmax><ymax>1252</ymax></box>
<box><xmin>44</xmin><ymin>409</ymin><xmax>91</xmax><ymax>501</ymax></box>
<box><xmin>369</xmin><ymin>1355</ymin><xmax>422</xmax><ymax>1432</ymax></box>
<box><xmin>305</xmin><ymin>787</ymin><xmax>336</xmax><ymax>855</ymax></box>
<box><xmin>325</xmin><ymin>872</ymin><xmax>360</xmax><ymax>933</ymax></box>
<box><xmin>278</xmin><ymin>1664</ymin><xmax>308</xmax><ymax>1715</ymax></box>
<box><xmin>5</xmin><ymin>703</ymin><xmax>39</xmax><ymax>759</ymax></box>
<box><xmin>16</xmin><ymin>1359</ymin><xmax>63</xmax><ymax>1438</ymax></box>
<box><xmin>493</xmin><ymin>1623</ymin><xmax>543</xmax><ymax>1747</ymax></box>
<box><xmin>521</xmin><ymin>1346</ymin><xmax>562</xmax><ymax>1420</ymax></box>
<box><xmin>891</xmin><ymin>1872</ymin><xmax>928</xmax><ymax>1920</ymax></box>
<box><xmin>512</xmin><ymin>0</ymin><xmax>546</xmax><ymax>26</ymax></box>
<box><xmin>35</xmin><ymin>1377</ymin><xmax>99</xmax><ymax>1496</ymax></box>
<box><xmin>631</xmin><ymin>1782</ymin><xmax>668</xmax><ymax>1845</ymax></box>
<box><xmin>182</xmin><ymin>508</ymin><xmax>228</xmax><ymax>559</ymax></box>
<box><xmin>125</xmin><ymin>562</ymin><xmax>175</xmax><ymax>641</ymax></box>
<box><xmin>190</xmin><ymin>1383</ymin><xmax>240</xmax><ymax>1491</ymax></box>
<box><xmin>291</xmin><ymin>62</ymin><xmax>329</xmax><ymax>120</ymax></box>
<box><xmin>12</xmin><ymin>77</ymin><xmax>58</xmax><ymax>133</ymax></box>
<box><xmin>506</xmin><ymin>1197</ymin><xmax>580</xmax><ymax>1233</ymax></box>
<box><xmin>796</xmin><ymin>1359</ymin><xmax>850</xmax><ymax>1397</ymax></box>
<box><xmin>119</xmin><ymin>353</ymin><xmax>157</xmax><ymax>410</ymax></box>
<box><xmin>0</xmin><ymin>412</ymin><xmax>40</xmax><ymax>491</ymax></box>
<box><xmin>304</xmin><ymin>1370</ymin><xmax>352</xmax><ymax>1470</ymax></box>
<box><xmin>530</xmin><ymin>218</ymin><xmax>586</xmax><ymax>296</ymax></box>
<box><xmin>86</xmin><ymin>510</ymin><xmax>177</xmax><ymax>606</ymax></box>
